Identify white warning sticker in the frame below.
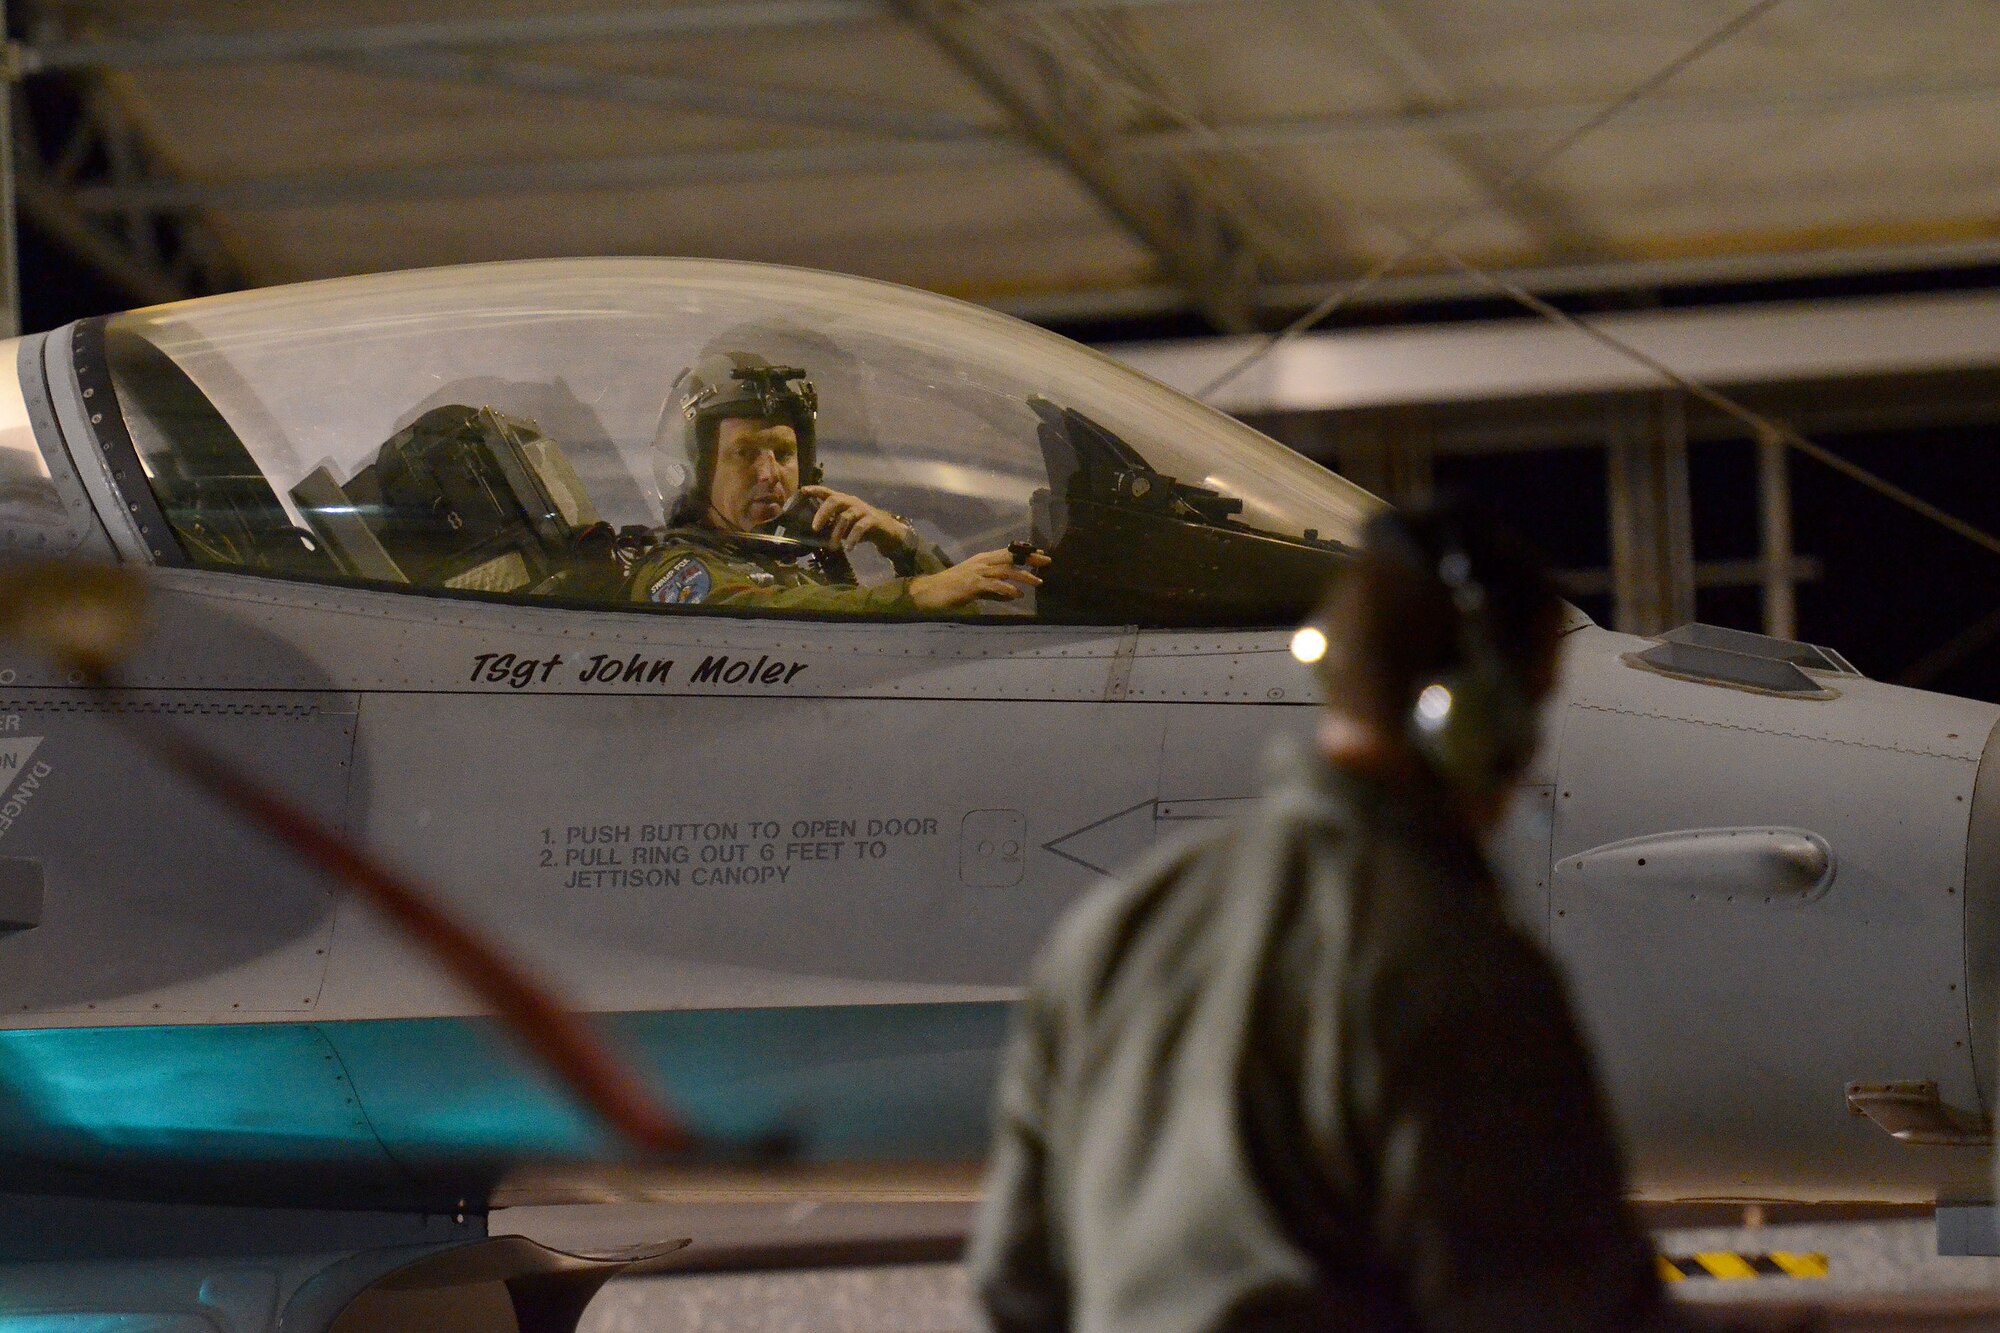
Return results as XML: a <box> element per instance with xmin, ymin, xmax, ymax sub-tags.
<box><xmin>0</xmin><ymin>735</ymin><xmax>52</xmax><ymax>841</ymax></box>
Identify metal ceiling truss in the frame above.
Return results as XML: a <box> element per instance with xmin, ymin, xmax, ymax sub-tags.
<box><xmin>1604</xmin><ymin>391</ymin><xmax>1696</xmax><ymax>636</ymax></box>
<box><xmin>886</xmin><ymin>0</ymin><xmax>1290</xmax><ymax>331</ymax></box>
<box><xmin>993</xmin><ymin>236</ymin><xmax>2000</xmax><ymax>325</ymax></box>
<box><xmin>27</xmin><ymin>0</ymin><xmax>1350</xmax><ymax>332</ymax></box>
<box><xmin>338</xmin><ymin>48</ymin><xmax>983</xmax><ymax>140</ymax></box>
<box><xmin>6</xmin><ymin>0</ymin><xmax>1218</xmax><ymax>73</ymax></box>
<box><xmin>9</xmin><ymin>4</ymin><xmax>2000</xmax><ymax>334</ymax></box>
<box><xmin>9</xmin><ymin>72</ymin><xmax>242</xmax><ymax>307</ymax></box>
<box><xmin>62</xmin><ymin>139</ymin><xmax>1030</xmax><ymax>214</ymax></box>
<box><xmin>1330</xmin><ymin>0</ymin><xmax>1604</xmax><ymax>260</ymax></box>
<box><xmin>31</xmin><ymin>69</ymin><xmax>2000</xmax><ymax>222</ymax></box>
<box><xmin>11</xmin><ymin>1</ymin><xmax>1997</xmax><ymax>303</ymax></box>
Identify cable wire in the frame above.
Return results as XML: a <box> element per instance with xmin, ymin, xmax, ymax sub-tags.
<box><xmin>1426</xmin><ymin>246</ymin><xmax>2000</xmax><ymax>561</ymax></box>
<box><xmin>1195</xmin><ymin>0</ymin><xmax>1790</xmax><ymax>399</ymax></box>
<box><xmin>949</xmin><ymin>0</ymin><xmax>2000</xmax><ymax>565</ymax></box>
<box><xmin>959</xmin><ymin>0</ymin><xmax>1317</xmax><ymax>275</ymax></box>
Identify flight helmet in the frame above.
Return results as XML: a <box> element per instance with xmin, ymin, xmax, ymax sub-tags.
<box><xmin>655</xmin><ymin>351</ymin><xmax>820</xmax><ymax>525</ymax></box>
<box><xmin>1389</xmin><ymin>505</ymin><xmax>1554</xmax><ymax>797</ymax></box>
<box><xmin>1309</xmin><ymin>501</ymin><xmax>1557</xmax><ymax>799</ymax></box>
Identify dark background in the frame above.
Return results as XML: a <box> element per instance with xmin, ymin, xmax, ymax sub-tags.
<box><xmin>1051</xmin><ymin>263</ymin><xmax>2000</xmax><ymax>704</ymax></box>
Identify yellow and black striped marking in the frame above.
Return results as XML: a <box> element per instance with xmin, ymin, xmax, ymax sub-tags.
<box><xmin>1658</xmin><ymin>1252</ymin><xmax>1828</xmax><ymax>1281</ymax></box>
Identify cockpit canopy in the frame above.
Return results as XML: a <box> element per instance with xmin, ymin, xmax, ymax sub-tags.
<box><xmin>85</xmin><ymin>258</ymin><xmax>1378</xmax><ymax>626</ymax></box>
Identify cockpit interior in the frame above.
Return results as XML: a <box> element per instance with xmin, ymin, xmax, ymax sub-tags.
<box><xmin>79</xmin><ymin>259</ymin><xmax>1380</xmax><ymax>627</ymax></box>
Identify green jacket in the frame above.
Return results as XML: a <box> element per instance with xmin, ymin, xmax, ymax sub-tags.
<box><xmin>627</xmin><ymin>526</ymin><xmax>948</xmax><ymax>615</ymax></box>
<box><xmin>969</xmin><ymin>739</ymin><xmax>1672</xmax><ymax>1333</ymax></box>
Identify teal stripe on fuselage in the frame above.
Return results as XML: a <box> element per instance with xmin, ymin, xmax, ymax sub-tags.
<box><xmin>0</xmin><ymin>1002</ymin><xmax>1013</xmax><ymax>1206</ymax></box>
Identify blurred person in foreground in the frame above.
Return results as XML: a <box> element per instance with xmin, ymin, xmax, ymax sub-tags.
<box><xmin>968</xmin><ymin>500</ymin><xmax>1682</xmax><ymax>1333</ymax></box>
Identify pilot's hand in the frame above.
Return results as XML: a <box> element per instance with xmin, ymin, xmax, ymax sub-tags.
<box><xmin>909</xmin><ymin>549</ymin><xmax>1050</xmax><ymax>611</ymax></box>
<box><xmin>799</xmin><ymin>485</ymin><xmax>914</xmax><ymax>555</ymax></box>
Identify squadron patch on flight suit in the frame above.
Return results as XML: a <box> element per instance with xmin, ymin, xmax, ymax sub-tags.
<box><xmin>647</xmin><ymin>556</ymin><xmax>713</xmax><ymax>605</ymax></box>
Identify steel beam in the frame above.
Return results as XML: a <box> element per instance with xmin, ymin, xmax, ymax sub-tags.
<box><xmin>7</xmin><ymin>0</ymin><xmax>1218</xmax><ymax>74</ymax></box>
<box><xmin>887</xmin><ymin>0</ymin><xmax>1275</xmax><ymax>332</ymax></box>
<box><xmin>1328</xmin><ymin>413</ymin><xmax>1433</xmax><ymax>507</ymax></box>
<box><xmin>1558</xmin><ymin>555</ymin><xmax>1821</xmax><ymax>598</ymax></box>
<box><xmin>41</xmin><ymin>74</ymin><xmax>2000</xmax><ymax>214</ymax></box>
<box><xmin>8</xmin><ymin>71</ymin><xmax>237</xmax><ymax>309</ymax></box>
<box><xmin>338</xmin><ymin>49</ymin><xmax>985</xmax><ymax>139</ymax></box>
<box><xmin>1756</xmin><ymin>427</ymin><xmax>1797</xmax><ymax>639</ymax></box>
<box><xmin>1110</xmin><ymin>288</ymin><xmax>2000</xmax><ymax>415</ymax></box>
<box><xmin>1001</xmin><ymin>236</ymin><xmax>2000</xmax><ymax>325</ymax></box>
<box><xmin>68</xmin><ymin>139</ymin><xmax>1023</xmax><ymax>213</ymax></box>
<box><xmin>13</xmin><ymin>173</ymin><xmax>188</xmax><ymax>306</ymax></box>
<box><xmin>1606</xmin><ymin>392</ymin><xmax>1695</xmax><ymax>636</ymax></box>
<box><xmin>1329</xmin><ymin>0</ymin><xmax>1603</xmax><ymax>259</ymax></box>
<box><xmin>1127</xmin><ymin>75</ymin><xmax>2000</xmax><ymax>157</ymax></box>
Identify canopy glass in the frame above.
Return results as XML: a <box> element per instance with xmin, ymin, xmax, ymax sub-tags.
<box><xmin>96</xmin><ymin>258</ymin><xmax>1378</xmax><ymax>626</ymax></box>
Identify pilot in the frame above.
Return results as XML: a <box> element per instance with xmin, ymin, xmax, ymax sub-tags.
<box><xmin>970</xmin><ymin>502</ymin><xmax>1696</xmax><ymax>1333</ymax></box>
<box><xmin>629</xmin><ymin>352</ymin><xmax>1048</xmax><ymax>614</ymax></box>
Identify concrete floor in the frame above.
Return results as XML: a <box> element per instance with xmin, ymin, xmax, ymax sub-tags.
<box><xmin>549</xmin><ymin>1217</ymin><xmax>2000</xmax><ymax>1332</ymax></box>
<box><xmin>1656</xmin><ymin>1219</ymin><xmax>2000</xmax><ymax>1330</ymax></box>
<box><xmin>585</xmin><ymin>1263</ymin><xmax>970</xmax><ymax>1333</ymax></box>
<box><xmin>1659</xmin><ymin>1220</ymin><xmax>2000</xmax><ymax>1304</ymax></box>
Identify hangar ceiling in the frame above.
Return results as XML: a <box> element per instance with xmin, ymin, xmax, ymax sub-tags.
<box><xmin>10</xmin><ymin>0</ymin><xmax>2000</xmax><ymax>328</ymax></box>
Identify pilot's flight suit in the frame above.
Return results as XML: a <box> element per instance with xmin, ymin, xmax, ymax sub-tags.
<box><xmin>626</xmin><ymin>525</ymin><xmax>949</xmax><ymax>615</ymax></box>
<box><xmin>969</xmin><ymin>739</ymin><xmax>1676</xmax><ymax>1333</ymax></box>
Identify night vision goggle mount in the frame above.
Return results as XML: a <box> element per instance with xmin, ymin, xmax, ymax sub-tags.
<box><xmin>681</xmin><ymin>365</ymin><xmax>818</xmax><ymax>424</ymax></box>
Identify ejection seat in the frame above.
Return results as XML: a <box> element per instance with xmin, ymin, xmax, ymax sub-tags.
<box><xmin>289</xmin><ymin>404</ymin><xmax>603</xmax><ymax>596</ymax></box>
<box><xmin>1024</xmin><ymin>396</ymin><xmax>1349</xmax><ymax>626</ymax></box>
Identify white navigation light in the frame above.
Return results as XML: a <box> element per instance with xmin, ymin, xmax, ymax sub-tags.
<box><xmin>1290</xmin><ymin>626</ymin><xmax>1327</xmax><ymax>664</ymax></box>
<box><xmin>1415</xmin><ymin>683</ymin><xmax>1454</xmax><ymax>730</ymax></box>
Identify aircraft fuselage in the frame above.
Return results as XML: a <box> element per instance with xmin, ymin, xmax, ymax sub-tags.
<box><xmin>0</xmin><ymin>567</ymin><xmax>1992</xmax><ymax>1211</ymax></box>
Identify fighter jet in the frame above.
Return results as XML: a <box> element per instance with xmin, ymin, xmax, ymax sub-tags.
<box><xmin>0</xmin><ymin>257</ymin><xmax>1992</xmax><ymax>1331</ymax></box>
